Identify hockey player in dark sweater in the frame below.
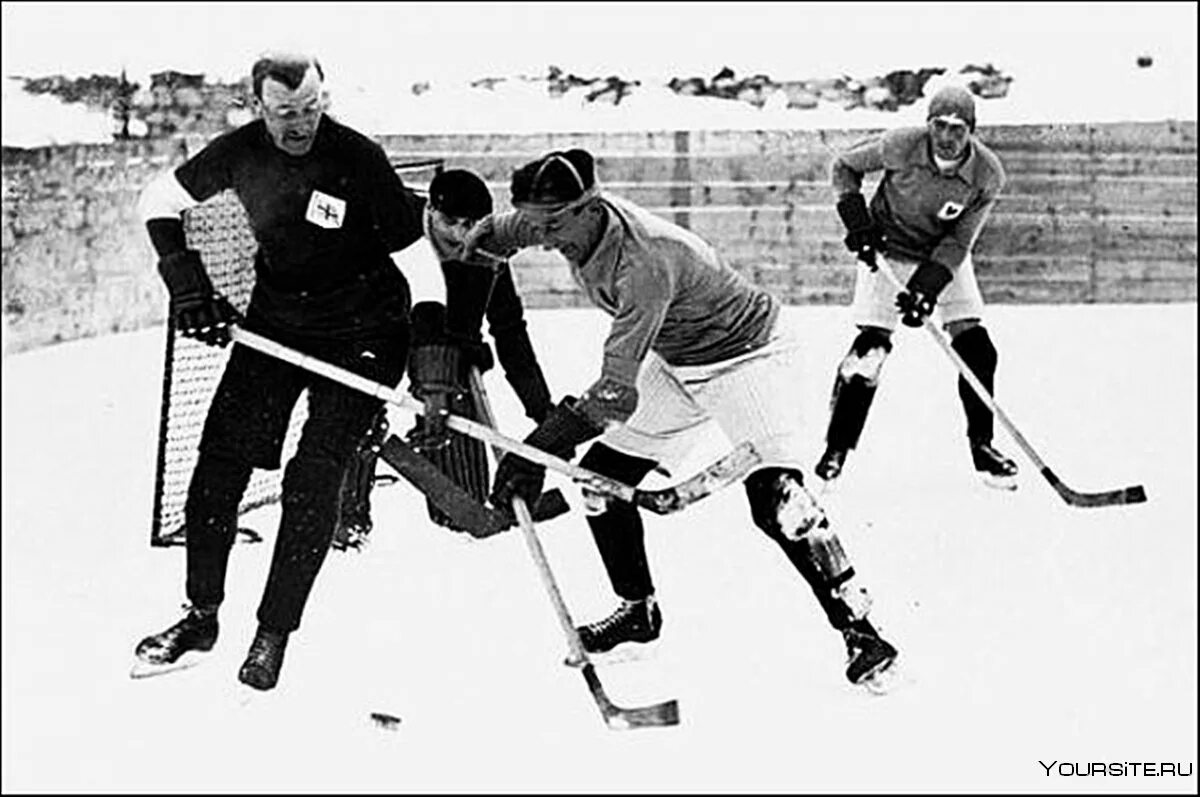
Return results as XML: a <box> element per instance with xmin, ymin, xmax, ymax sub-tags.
<box><xmin>133</xmin><ymin>53</ymin><xmax>464</xmax><ymax>691</ymax></box>
<box><xmin>332</xmin><ymin>169</ymin><xmax>555</xmax><ymax>549</ymax></box>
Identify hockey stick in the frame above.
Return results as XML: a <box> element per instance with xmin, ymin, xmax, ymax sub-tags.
<box><xmin>875</xmin><ymin>254</ymin><xmax>1146</xmax><ymax>508</ymax></box>
<box><xmin>469</xmin><ymin>368</ymin><xmax>679</xmax><ymax>730</ymax></box>
<box><xmin>229</xmin><ymin>327</ymin><xmax>761</xmax><ymax>514</ymax></box>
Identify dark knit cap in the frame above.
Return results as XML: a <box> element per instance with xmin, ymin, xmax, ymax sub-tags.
<box><xmin>429</xmin><ymin>169</ymin><xmax>493</xmax><ymax>219</ymax></box>
<box><xmin>510</xmin><ymin>149</ymin><xmax>596</xmax><ymax>210</ymax></box>
<box><xmin>927</xmin><ymin>85</ymin><xmax>976</xmax><ymax>130</ymax></box>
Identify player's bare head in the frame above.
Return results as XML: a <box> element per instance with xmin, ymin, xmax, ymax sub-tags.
<box><xmin>926</xmin><ymin>85</ymin><xmax>975</xmax><ymax>162</ymax></box>
<box><xmin>428</xmin><ymin>169</ymin><xmax>493</xmax><ymax>245</ymax></box>
<box><xmin>251</xmin><ymin>52</ymin><xmax>325</xmax><ymax>100</ymax></box>
<box><xmin>510</xmin><ymin>149</ymin><xmax>603</xmax><ymax>263</ymax></box>
<box><xmin>251</xmin><ymin>52</ymin><xmax>326</xmax><ymax>157</ymax></box>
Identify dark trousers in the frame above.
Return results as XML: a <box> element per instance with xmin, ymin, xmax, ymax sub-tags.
<box><xmin>185</xmin><ymin>326</ymin><xmax>406</xmax><ymax>633</ymax></box>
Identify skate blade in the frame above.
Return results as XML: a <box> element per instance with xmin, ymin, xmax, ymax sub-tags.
<box><xmin>979</xmin><ymin>472</ymin><xmax>1018</xmax><ymax>491</ymax></box>
<box><xmin>564</xmin><ymin>640</ymin><xmax>659</xmax><ymax>669</ymax></box>
<box><xmin>232</xmin><ymin>680</ymin><xmax>278</xmax><ymax>707</ymax></box>
<box><xmin>129</xmin><ymin>651</ymin><xmax>208</xmax><ymax>680</ymax></box>
<box><xmin>857</xmin><ymin>655</ymin><xmax>907</xmax><ymax>696</ymax></box>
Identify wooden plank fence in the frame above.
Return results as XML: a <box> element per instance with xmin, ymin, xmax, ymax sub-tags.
<box><xmin>380</xmin><ymin>121</ymin><xmax>1197</xmax><ymax>305</ymax></box>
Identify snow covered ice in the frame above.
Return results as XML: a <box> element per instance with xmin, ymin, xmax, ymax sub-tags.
<box><xmin>2</xmin><ymin>2</ymin><xmax>1197</xmax><ymax>790</ymax></box>
<box><xmin>2</xmin><ymin>305</ymin><xmax>1196</xmax><ymax>791</ymax></box>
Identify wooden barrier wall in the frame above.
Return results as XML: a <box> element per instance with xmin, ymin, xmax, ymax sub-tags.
<box><xmin>2</xmin><ymin>121</ymin><xmax>1196</xmax><ymax>354</ymax></box>
<box><xmin>379</xmin><ymin>121</ymin><xmax>1197</xmax><ymax>306</ymax></box>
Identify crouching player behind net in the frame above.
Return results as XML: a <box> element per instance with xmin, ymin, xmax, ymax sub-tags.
<box><xmin>468</xmin><ymin>149</ymin><xmax>900</xmax><ymax>692</ymax></box>
<box><xmin>331</xmin><ymin>168</ymin><xmax>558</xmax><ymax>549</ymax></box>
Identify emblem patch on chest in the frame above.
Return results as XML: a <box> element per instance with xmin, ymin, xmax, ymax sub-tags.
<box><xmin>306</xmin><ymin>190</ymin><xmax>347</xmax><ymax>229</ymax></box>
<box><xmin>937</xmin><ymin>201</ymin><xmax>965</xmax><ymax>221</ymax></box>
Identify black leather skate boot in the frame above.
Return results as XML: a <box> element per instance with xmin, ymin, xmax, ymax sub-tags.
<box><xmin>815</xmin><ymin>447</ymin><xmax>848</xmax><ymax>482</ymax></box>
<box><xmin>238</xmin><ymin>626</ymin><xmax>289</xmax><ymax>691</ymax></box>
<box><xmin>971</xmin><ymin>438</ymin><xmax>1019</xmax><ymax>490</ymax></box>
<box><xmin>842</xmin><ymin>618</ymin><xmax>899</xmax><ymax>692</ymax></box>
<box><xmin>332</xmin><ymin>511</ymin><xmax>372</xmax><ymax>552</ymax></box>
<box><xmin>577</xmin><ymin>596</ymin><xmax>662</xmax><ymax>658</ymax></box>
<box><xmin>132</xmin><ymin>604</ymin><xmax>219</xmax><ymax>678</ymax></box>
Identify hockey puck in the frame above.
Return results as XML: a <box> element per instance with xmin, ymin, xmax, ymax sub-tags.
<box><xmin>369</xmin><ymin>711</ymin><xmax>402</xmax><ymax>730</ymax></box>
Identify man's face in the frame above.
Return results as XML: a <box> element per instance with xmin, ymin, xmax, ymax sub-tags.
<box><xmin>928</xmin><ymin>115</ymin><xmax>971</xmax><ymax>162</ymax></box>
<box><xmin>257</xmin><ymin>67</ymin><xmax>326</xmax><ymax>156</ymax></box>
<box><xmin>517</xmin><ymin>201</ymin><xmax>594</xmax><ymax>262</ymax></box>
<box><xmin>429</xmin><ymin>208</ymin><xmax>481</xmax><ymax>248</ymax></box>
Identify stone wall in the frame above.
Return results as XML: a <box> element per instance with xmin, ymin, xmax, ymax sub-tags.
<box><xmin>3</xmin><ymin>121</ymin><xmax>1196</xmax><ymax>355</ymax></box>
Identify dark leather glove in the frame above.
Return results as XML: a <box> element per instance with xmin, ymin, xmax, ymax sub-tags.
<box><xmin>489</xmin><ymin>398</ymin><xmax>602</xmax><ymax>512</ymax></box>
<box><xmin>491</xmin><ymin>453</ymin><xmax>546</xmax><ymax>511</ymax></box>
<box><xmin>836</xmin><ymin>194</ymin><xmax>883</xmax><ymax>270</ymax></box>
<box><xmin>896</xmin><ymin>260</ymin><xmax>954</xmax><ymax>327</ymax></box>
<box><xmin>158</xmin><ymin>250</ymin><xmax>242</xmax><ymax>347</ymax></box>
<box><xmin>453</xmin><ymin>336</ymin><xmax>495</xmax><ymax>374</ymax></box>
<box><xmin>895</xmin><ymin>289</ymin><xmax>936</xmax><ymax>328</ymax></box>
<box><xmin>406</xmin><ymin>343</ymin><xmax>466</xmax><ymax>451</ymax></box>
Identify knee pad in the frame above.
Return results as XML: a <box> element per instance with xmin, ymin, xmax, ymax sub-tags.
<box><xmin>744</xmin><ymin>467</ymin><xmax>828</xmax><ymax>542</ymax></box>
<box><xmin>827</xmin><ymin>332</ymin><xmax>888</xmax><ymax>448</ymax></box>
<box><xmin>951</xmin><ymin>325</ymin><xmax>997</xmax><ymax>379</ymax></box>
<box><xmin>837</xmin><ymin>327</ymin><xmax>893</xmax><ymax>386</ymax></box>
<box><xmin>744</xmin><ymin>467</ymin><xmax>858</xmax><ymax>593</ymax></box>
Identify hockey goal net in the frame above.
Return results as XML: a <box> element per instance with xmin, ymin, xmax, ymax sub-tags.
<box><xmin>150</xmin><ymin>158</ymin><xmax>444</xmax><ymax>546</ymax></box>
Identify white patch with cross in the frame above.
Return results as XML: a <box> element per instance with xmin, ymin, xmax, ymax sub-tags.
<box><xmin>937</xmin><ymin>201</ymin><xmax>965</xmax><ymax>221</ymax></box>
<box><xmin>305</xmin><ymin>190</ymin><xmax>347</xmax><ymax>229</ymax></box>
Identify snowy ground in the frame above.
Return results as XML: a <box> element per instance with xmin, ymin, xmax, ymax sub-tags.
<box><xmin>2</xmin><ymin>304</ymin><xmax>1196</xmax><ymax>793</ymax></box>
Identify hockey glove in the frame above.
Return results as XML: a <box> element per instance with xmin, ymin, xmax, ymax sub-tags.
<box><xmin>490</xmin><ymin>397</ymin><xmax>603</xmax><ymax>512</ymax></box>
<box><xmin>453</xmin><ymin>336</ymin><xmax>495</xmax><ymax>374</ymax></box>
<box><xmin>895</xmin><ymin>289</ymin><xmax>936</xmax><ymax>328</ymax></box>
<box><xmin>895</xmin><ymin>260</ymin><xmax>954</xmax><ymax>328</ymax></box>
<box><xmin>836</xmin><ymin>194</ymin><xmax>883</xmax><ymax>270</ymax></box>
<box><xmin>406</xmin><ymin>342</ymin><xmax>466</xmax><ymax>451</ymax></box>
<box><xmin>158</xmin><ymin>250</ymin><xmax>242</xmax><ymax>347</ymax></box>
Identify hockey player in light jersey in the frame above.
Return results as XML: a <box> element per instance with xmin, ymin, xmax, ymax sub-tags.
<box><xmin>816</xmin><ymin>85</ymin><xmax>1019</xmax><ymax>489</ymax></box>
<box><xmin>465</xmin><ymin>149</ymin><xmax>900</xmax><ymax>692</ymax></box>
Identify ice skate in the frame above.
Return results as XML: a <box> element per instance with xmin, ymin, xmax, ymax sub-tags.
<box><xmin>842</xmin><ymin>619</ymin><xmax>899</xmax><ymax>695</ymax></box>
<box><xmin>331</xmin><ymin>513</ymin><xmax>372</xmax><ymax>552</ymax></box>
<box><xmin>237</xmin><ymin>626</ymin><xmax>289</xmax><ymax>692</ymax></box>
<box><xmin>130</xmin><ymin>605</ymin><xmax>218</xmax><ymax>679</ymax></box>
<box><xmin>815</xmin><ymin>446</ymin><xmax>848</xmax><ymax>488</ymax></box>
<box><xmin>566</xmin><ymin>596</ymin><xmax>662</xmax><ymax>667</ymax></box>
<box><xmin>971</xmin><ymin>439</ymin><xmax>1018</xmax><ymax>491</ymax></box>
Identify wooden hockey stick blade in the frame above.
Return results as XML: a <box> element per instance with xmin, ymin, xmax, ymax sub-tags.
<box><xmin>509</xmin><ymin>495</ymin><xmax>680</xmax><ymax>730</ymax></box>
<box><xmin>873</xmin><ymin>256</ymin><xmax>1147</xmax><ymax>509</ymax></box>
<box><xmin>231</xmin><ymin>327</ymin><xmax>754</xmax><ymax>514</ymax></box>
<box><xmin>633</xmin><ymin>441</ymin><xmax>762</xmax><ymax>514</ymax></box>
<box><xmin>378</xmin><ymin>436</ymin><xmax>509</xmax><ymax>538</ymax></box>
<box><xmin>581</xmin><ymin>662</ymin><xmax>680</xmax><ymax>730</ymax></box>
<box><xmin>1043</xmin><ymin>467</ymin><xmax>1147</xmax><ymax>507</ymax></box>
